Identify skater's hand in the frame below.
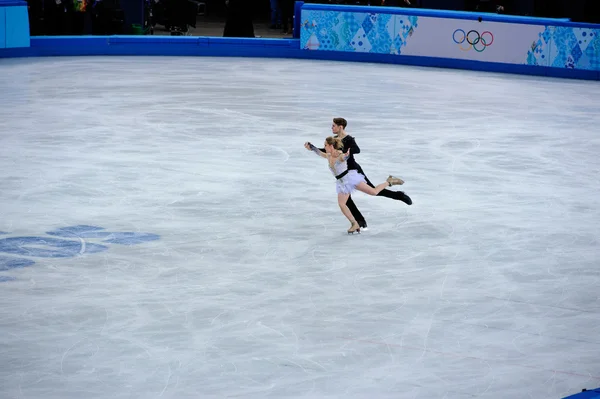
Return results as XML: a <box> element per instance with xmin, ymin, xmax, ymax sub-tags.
<box><xmin>305</xmin><ymin>142</ymin><xmax>317</xmax><ymax>151</ymax></box>
<box><xmin>306</xmin><ymin>142</ymin><xmax>327</xmax><ymax>158</ymax></box>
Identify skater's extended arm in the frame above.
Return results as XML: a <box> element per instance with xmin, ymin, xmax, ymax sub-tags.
<box><xmin>304</xmin><ymin>142</ymin><xmax>326</xmax><ymax>158</ymax></box>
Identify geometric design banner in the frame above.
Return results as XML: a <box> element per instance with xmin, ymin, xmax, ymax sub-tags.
<box><xmin>300</xmin><ymin>10</ymin><xmax>418</xmax><ymax>55</ymax></box>
<box><xmin>527</xmin><ymin>26</ymin><xmax>600</xmax><ymax>70</ymax></box>
<box><xmin>300</xmin><ymin>9</ymin><xmax>600</xmax><ymax>71</ymax></box>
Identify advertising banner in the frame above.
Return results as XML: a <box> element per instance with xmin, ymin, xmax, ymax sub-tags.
<box><xmin>299</xmin><ymin>9</ymin><xmax>600</xmax><ymax>71</ymax></box>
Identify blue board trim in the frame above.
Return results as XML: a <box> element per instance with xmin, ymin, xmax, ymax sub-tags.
<box><xmin>1</xmin><ymin>36</ymin><xmax>598</xmax><ymax>81</ymax></box>
<box><xmin>28</xmin><ymin>36</ymin><xmax>299</xmax><ymax>48</ymax></box>
<box><xmin>299</xmin><ymin>48</ymin><xmax>600</xmax><ymax>80</ymax></box>
<box><xmin>301</xmin><ymin>3</ymin><xmax>600</xmax><ymax>28</ymax></box>
<box><xmin>5</xmin><ymin>5</ymin><xmax>29</xmax><ymax>47</ymax></box>
<box><xmin>0</xmin><ymin>8</ymin><xmax>5</xmax><ymax>48</ymax></box>
<box><xmin>0</xmin><ymin>0</ymin><xmax>27</xmax><ymax>7</ymax></box>
<box><xmin>562</xmin><ymin>387</ymin><xmax>600</xmax><ymax>399</ymax></box>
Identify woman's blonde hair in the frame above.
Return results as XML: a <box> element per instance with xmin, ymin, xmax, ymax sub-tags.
<box><xmin>325</xmin><ymin>136</ymin><xmax>343</xmax><ymax>151</ymax></box>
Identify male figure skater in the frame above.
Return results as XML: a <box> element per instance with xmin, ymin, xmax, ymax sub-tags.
<box><xmin>305</xmin><ymin>117</ymin><xmax>412</xmax><ymax>229</ymax></box>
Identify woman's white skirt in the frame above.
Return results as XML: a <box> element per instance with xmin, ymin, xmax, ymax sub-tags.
<box><xmin>336</xmin><ymin>170</ymin><xmax>366</xmax><ymax>194</ymax></box>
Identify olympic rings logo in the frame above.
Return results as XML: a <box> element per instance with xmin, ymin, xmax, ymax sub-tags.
<box><xmin>453</xmin><ymin>29</ymin><xmax>494</xmax><ymax>52</ymax></box>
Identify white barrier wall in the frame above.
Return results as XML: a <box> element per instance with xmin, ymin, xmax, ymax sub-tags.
<box><xmin>299</xmin><ymin>6</ymin><xmax>600</xmax><ymax>72</ymax></box>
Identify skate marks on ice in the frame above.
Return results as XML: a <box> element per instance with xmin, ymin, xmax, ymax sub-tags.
<box><xmin>0</xmin><ymin>57</ymin><xmax>599</xmax><ymax>398</ymax></box>
<box><xmin>0</xmin><ymin>225</ymin><xmax>159</xmax><ymax>282</ymax></box>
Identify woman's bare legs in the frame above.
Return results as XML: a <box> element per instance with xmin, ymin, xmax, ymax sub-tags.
<box><xmin>355</xmin><ymin>176</ymin><xmax>403</xmax><ymax>196</ymax></box>
<box><xmin>355</xmin><ymin>181</ymin><xmax>389</xmax><ymax>196</ymax></box>
<box><xmin>338</xmin><ymin>193</ymin><xmax>355</xmax><ymax>222</ymax></box>
<box><xmin>338</xmin><ymin>193</ymin><xmax>360</xmax><ymax>233</ymax></box>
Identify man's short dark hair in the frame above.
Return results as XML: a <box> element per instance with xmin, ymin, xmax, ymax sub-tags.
<box><xmin>333</xmin><ymin>117</ymin><xmax>347</xmax><ymax>128</ymax></box>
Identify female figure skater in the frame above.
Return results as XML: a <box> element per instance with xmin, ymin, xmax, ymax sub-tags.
<box><xmin>306</xmin><ymin>136</ymin><xmax>404</xmax><ymax>234</ymax></box>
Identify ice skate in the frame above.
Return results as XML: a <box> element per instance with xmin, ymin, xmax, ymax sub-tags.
<box><xmin>387</xmin><ymin>175</ymin><xmax>404</xmax><ymax>186</ymax></box>
<box><xmin>348</xmin><ymin>221</ymin><xmax>361</xmax><ymax>234</ymax></box>
<box><xmin>397</xmin><ymin>191</ymin><xmax>412</xmax><ymax>205</ymax></box>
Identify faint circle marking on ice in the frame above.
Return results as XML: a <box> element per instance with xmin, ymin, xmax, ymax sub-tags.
<box><xmin>0</xmin><ymin>256</ymin><xmax>36</xmax><ymax>271</ymax></box>
<box><xmin>440</xmin><ymin>139</ymin><xmax>480</xmax><ymax>153</ymax></box>
<box><xmin>244</xmin><ymin>144</ymin><xmax>290</xmax><ymax>163</ymax></box>
<box><xmin>0</xmin><ymin>236</ymin><xmax>108</xmax><ymax>258</ymax></box>
<box><xmin>102</xmin><ymin>232</ymin><xmax>161</xmax><ymax>245</ymax></box>
<box><xmin>46</xmin><ymin>225</ymin><xmax>111</xmax><ymax>239</ymax></box>
<box><xmin>46</xmin><ymin>225</ymin><xmax>160</xmax><ymax>245</ymax></box>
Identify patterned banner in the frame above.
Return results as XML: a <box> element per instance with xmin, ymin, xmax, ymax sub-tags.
<box><xmin>299</xmin><ymin>9</ymin><xmax>600</xmax><ymax>71</ymax></box>
<box><xmin>528</xmin><ymin>26</ymin><xmax>600</xmax><ymax>70</ymax></box>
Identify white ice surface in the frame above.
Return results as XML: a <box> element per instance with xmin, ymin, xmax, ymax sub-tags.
<box><xmin>0</xmin><ymin>56</ymin><xmax>599</xmax><ymax>399</ymax></box>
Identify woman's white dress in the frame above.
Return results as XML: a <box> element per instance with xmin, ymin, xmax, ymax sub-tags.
<box><xmin>329</xmin><ymin>157</ymin><xmax>366</xmax><ymax>194</ymax></box>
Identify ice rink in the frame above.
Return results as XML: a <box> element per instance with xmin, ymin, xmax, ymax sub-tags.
<box><xmin>0</xmin><ymin>56</ymin><xmax>599</xmax><ymax>399</ymax></box>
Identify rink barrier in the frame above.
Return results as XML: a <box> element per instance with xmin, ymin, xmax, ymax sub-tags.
<box><xmin>0</xmin><ymin>0</ymin><xmax>30</xmax><ymax>48</ymax></box>
<box><xmin>298</xmin><ymin>3</ymin><xmax>600</xmax><ymax>80</ymax></box>
<box><xmin>1</xmin><ymin>35</ymin><xmax>599</xmax><ymax>81</ymax></box>
<box><xmin>562</xmin><ymin>387</ymin><xmax>600</xmax><ymax>399</ymax></box>
<box><xmin>0</xmin><ymin>36</ymin><xmax>303</xmax><ymax>58</ymax></box>
<box><xmin>0</xmin><ymin>4</ymin><xmax>599</xmax><ymax>81</ymax></box>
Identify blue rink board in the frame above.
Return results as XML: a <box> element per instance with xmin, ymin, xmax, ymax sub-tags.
<box><xmin>563</xmin><ymin>388</ymin><xmax>600</xmax><ymax>399</ymax></box>
<box><xmin>301</xmin><ymin>3</ymin><xmax>595</xmax><ymax>28</ymax></box>
<box><xmin>1</xmin><ymin>0</ymin><xmax>599</xmax><ymax>81</ymax></box>
<box><xmin>0</xmin><ymin>36</ymin><xmax>598</xmax><ymax>81</ymax></box>
<box><xmin>0</xmin><ymin>0</ymin><xmax>30</xmax><ymax>48</ymax></box>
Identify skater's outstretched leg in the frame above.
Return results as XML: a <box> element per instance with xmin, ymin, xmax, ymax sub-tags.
<box><xmin>394</xmin><ymin>191</ymin><xmax>413</xmax><ymax>205</ymax></box>
<box><xmin>355</xmin><ymin>181</ymin><xmax>389</xmax><ymax>196</ymax></box>
<box><xmin>361</xmin><ymin>170</ymin><xmax>412</xmax><ymax>205</ymax></box>
<box><xmin>338</xmin><ymin>193</ymin><xmax>360</xmax><ymax>233</ymax></box>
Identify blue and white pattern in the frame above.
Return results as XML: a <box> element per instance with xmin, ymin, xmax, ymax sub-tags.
<box><xmin>300</xmin><ymin>10</ymin><xmax>419</xmax><ymax>55</ymax></box>
<box><xmin>527</xmin><ymin>26</ymin><xmax>600</xmax><ymax>70</ymax></box>
<box><xmin>300</xmin><ymin>8</ymin><xmax>600</xmax><ymax>72</ymax></box>
<box><xmin>527</xmin><ymin>26</ymin><xmax>600</xmax><ymax>71</ymax></box>
<box><xmin>527</xmin><ymin>26</ymin><xmax>553</xmax><ymax>67</ymax></box>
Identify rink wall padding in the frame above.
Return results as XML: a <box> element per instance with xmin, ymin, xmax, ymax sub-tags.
<box><xmin>562</xmin><ymin>387</ymin><xmax>600</xmax><ymax>399</ymax></box>
<box><xmin>0</xmin><ymin>3</ymin><xmax>599</xmax><ymax>81</ymax></box>
<box><xmin>0</xmin><ymin>36</ymin><xmax>303</xmax><ymax>58</ymax></box>
<box><xmin>1</xmin><ymin>35</ymin><xmax>599</xmax><ymax>81</ymax></box>
<box><xmin>299</xmin><ymin>3</ymin><xmax>600</xmax><ymax>80</ymax></box>
<box><xmin>0</xmin><ymin>0</ymin><xmax>30</xmax><ymax>49</ymax></box>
